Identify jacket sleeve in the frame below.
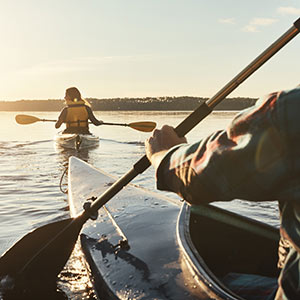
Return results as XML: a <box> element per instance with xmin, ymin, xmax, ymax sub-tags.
<box><xmin>156</xmin><ymin>91</ymin><xmax>289</xmax><ymax>205</ymax></box>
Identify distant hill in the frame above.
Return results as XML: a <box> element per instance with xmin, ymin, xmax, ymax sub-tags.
<box><xmin>0</xmin><ymin>96</ymin><xmax>257</xmax><ymax>111</ymax></box>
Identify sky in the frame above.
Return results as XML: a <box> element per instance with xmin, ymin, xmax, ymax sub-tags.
<box><xmin>0</xmin><ymin>0</ymin><xmax>299</xmax><ymax>101</ymax></box>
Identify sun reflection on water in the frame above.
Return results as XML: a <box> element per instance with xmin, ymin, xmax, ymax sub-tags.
<box><xmin>58</xmin><ymin>242</ymin><xmax>97</xmax><ymax>300</ymax></box>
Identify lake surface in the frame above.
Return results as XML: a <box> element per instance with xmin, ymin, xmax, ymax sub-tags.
<box><xmin>0</xmin><ymin>110</ymin><xmax>279</xmax><ymax>299</ymax></box>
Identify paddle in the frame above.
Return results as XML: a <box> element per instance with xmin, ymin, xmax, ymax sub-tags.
<box><xmin>100</xmin><ymin>121</ymin><xmax>156</xmax><ymax>132</ymax></box>
<box><xmin>1</xmin><ymin>18</ymin><xmax>299</xmax><ymax>287</ymax></box>
<box><xmin>15</xmin><ymin>114</ymin><xmax>156</xmax><ymax>132</ymax></box>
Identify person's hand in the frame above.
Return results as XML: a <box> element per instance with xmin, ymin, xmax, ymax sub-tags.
<box><xmin>145</xmin><ymin>125</ymin><xmax>187</xmax><ymax>169</ymax></box>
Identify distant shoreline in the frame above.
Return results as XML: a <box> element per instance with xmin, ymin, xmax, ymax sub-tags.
<box><xmin>0</xmin><ymin>96</ymin><xmax>257</xmax><ymax>111</ymax></box>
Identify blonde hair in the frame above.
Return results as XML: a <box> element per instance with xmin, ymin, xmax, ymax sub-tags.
<box><xmin>65</xmin><ymin>87</ymin><xmax>91</xmax><ymax>107</ymax></box>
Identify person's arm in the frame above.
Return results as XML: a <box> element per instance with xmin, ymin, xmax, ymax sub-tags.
<box><xmin>146</xmin><ymin>87</ymin><xmax>300</xmax><ymax>300</ymax></box>
<box><xmin>86</xmin><ymin>106</ymin><xmax>103</xmax><ymax>126</ymax></box>
<box><xmin>55</xmin><ymin>108</ymin><xmax>67</xmax><ymax>128</ymax></box>
<box><xmin>146</xmin><ymin>91</ymin><xmax>289</xmax><ymax>205</ymax></box>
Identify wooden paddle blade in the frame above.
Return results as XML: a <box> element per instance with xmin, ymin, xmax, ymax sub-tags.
<box><xmin>0</xmin><ymin>217</ymin><xmax>84</xmax><ymax>284</ymax></box>
<box><xmin>128</xmin><ymin>121</ymin><xmax>156</xmax><ymax>132</ymax></box>
<box><xmin>15</xmin><ymin>114</ymin><xmax>41</xmax><ymax>125</ymax></box>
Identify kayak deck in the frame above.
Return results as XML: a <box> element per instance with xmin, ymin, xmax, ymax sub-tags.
<box><xmin>68</xmin><ymin>157</ymin><xmax>202</xmax><ymax>299</ymax></box>
<box><xmin>55</xmin><ymin>132</ymin><xmax>99</xmax><ymax>150</ymax></box>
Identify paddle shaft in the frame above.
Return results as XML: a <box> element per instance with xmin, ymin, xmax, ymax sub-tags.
<box><xmin>79</xmin><ymin>121</ymin><xmax>138</xmax><ymax>126</ymax></box>
<box><xmin>49</xmin><ymin>120</ymin><xmax>154</xmax><ymax>129</ymax></box>
<box><xmin>31</xmin><ymin>120</ymin><xmax>122</xmax><ymax>126</ymax></box>
<box><xmin>83</xmin><ymin>18</ymin><xmax>300</xmax><ymax>219</ymax></box>
<box><xmin>102</xmin><ymin>122</ymin><xmax>131</xmax><ymax>126</ymax></box>
<box><xmin>39</xmin><ymin>119</ymin><xmax>132</xmax><ymax>126</ymax></box>
<box><xmin>39</xmin><ymin>119</ymin><xmax>56</xmax><ymax>122</ymax></box>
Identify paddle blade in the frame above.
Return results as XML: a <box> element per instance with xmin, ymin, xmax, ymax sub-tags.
<box><xmin>15</xmin><ymin>114</ymin><xmax>41</xmax><ymax>125</ymax></box>
<box><xmin>0</xmin><ymin>217</ymin><xmax>83</xmax><ymax>285</ymax></box>
<box><xmin>128</xmin><ymin>121</ymin><xmax>156</xmax><ymax>132</ymax></box>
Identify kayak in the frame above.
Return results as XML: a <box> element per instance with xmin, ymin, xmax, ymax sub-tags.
<box><xmin>68</xmin><ymin>156</ymin><xmax>280</xmax><ymax>300</ymax></box>
<box><xmin>55</xmin><ymin>132</ymin><xmax>99</xmax><ymax>150</ymax></box>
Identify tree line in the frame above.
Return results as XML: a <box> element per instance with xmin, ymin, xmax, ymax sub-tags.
<box><xmin>0</xmin><ymin>96</ymin><xmax>257</xmax><ymax>111</ymax></box>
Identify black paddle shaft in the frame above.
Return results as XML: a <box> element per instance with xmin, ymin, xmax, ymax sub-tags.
<box><xmin>85</xmin><ymin>18</ymin><xmax>300</xmax><ymax>217</ymax></box>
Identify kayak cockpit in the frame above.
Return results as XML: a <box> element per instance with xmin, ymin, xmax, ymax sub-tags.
<box><xmin>178</xmin><ymin>202</ymin><xmax>280</xmax><ymax>299</ymax></box>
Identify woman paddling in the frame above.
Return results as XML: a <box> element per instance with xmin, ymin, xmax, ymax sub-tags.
<box><xmin>55</xmin><ymin>87</ymin><xmax>103</xmax><ymax>134</ymax></box>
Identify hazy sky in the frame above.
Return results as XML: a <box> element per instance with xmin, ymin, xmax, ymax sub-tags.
<box><xmin>0</xmin><ymin>0</ymin><xmax>299</xmax><ymax>101</ymax></box>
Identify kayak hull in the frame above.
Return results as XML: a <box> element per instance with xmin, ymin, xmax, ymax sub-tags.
<box><xmin>68</xmin><ymin>157</ymin><xmax>280</xmax><ymax>300</ymax></box>
<box><xmin>55</xmin><ymin>132</ymin><xmax>99</xmax><ymax>150</ymax></box>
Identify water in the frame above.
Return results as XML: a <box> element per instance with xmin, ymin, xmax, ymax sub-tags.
<box><xmin>0</xmin><ymin>110</ymin><xmax>279</xmax><ymax>299</ymax></box>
